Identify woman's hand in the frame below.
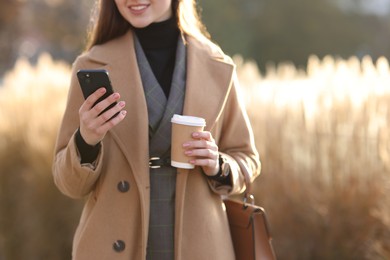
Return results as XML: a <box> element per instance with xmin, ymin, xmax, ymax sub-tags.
<box><xmin>79</xmin><ymin>87</ymin><xmax>127</xmax><ymax>146</ymax></box>
<box><xmin>183</xmin><ymin>131</ymin><xmax>220</xmax><ymax>176</ymax></box>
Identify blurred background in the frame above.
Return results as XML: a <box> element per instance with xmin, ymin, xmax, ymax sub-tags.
<box><xmin>1</xmin><ymin>0</ymin><xmax>390</xmax><ymax>259</ymax></box>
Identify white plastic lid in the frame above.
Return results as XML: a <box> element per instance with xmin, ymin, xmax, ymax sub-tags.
<box><xmin>171</xmin><ymin>114</ymin><xmax>206</xmax><ymax>127</ymax></box>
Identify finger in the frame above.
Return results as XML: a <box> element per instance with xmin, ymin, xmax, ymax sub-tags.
<box><xmin>192</xmin><ymin>131</ymin><xmax>214</xmax><ymax>141</ymax></box>
<box><xmin>98</xmin><ymin>101</ymin><xmax>126</xmax><ymax>123</ymax></box>
<box><xmin>96</xmin><ymin>110</ymin><xmax>128</xmax><ymax>134</ymax></box>
<box><xmin>80</xmin><ymin>99</ymin><xmax>125</xmax><ymax>134</ymax></box>
<box><xmin>80</xmin><ymin>109</ymin><xmax>127</xmax><ymax>146</ymax></box>
<box><xmin>189</xmin><ymin>158</ymin><xmax>216</xmax><ymax>168</ymax></box>
<box><xmin>185</xmin><ymin>148</ymin><xmax>218</xmax><ymax>160</ymax></box>
<box><xmin>91</xmin><ymin>92</ymin><xmax>121</xmax><ymax>116</ymax></box>
<box><xmin>183</xmin><ymin>139</ymin><xmax>218</xmax><ymax>151</ymax></box>
<box><xmin>80</xmin><ymin>87</ymin><xmax>107</xmax><ymax>112</ymax></box>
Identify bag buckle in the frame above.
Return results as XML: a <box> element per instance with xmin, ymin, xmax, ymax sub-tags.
<box><xmin>243</xmin><ymin>193</ymin><xmax>255</xmax><ymax>209</ymax></box>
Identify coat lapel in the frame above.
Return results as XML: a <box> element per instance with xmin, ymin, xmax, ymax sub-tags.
<box><xmin>183</xmin><ymin>37</ymin><xmax>235</xmax><ymax>130</ymax></box>
<box><xmin>174</xmin><ymin>36</ymin><xmax>235</xmax><ymax>259</ymax></box>
<box><xmin>134</xmin><ymin>35</ymin><xmax>167</xmax><ymax>134</ymax></box>
<box><xmin>87</xmin><ymin>31</ymin><xmax>150</xmax><ymax>191</ymax></box>
<box><xmin>148</xmin><ymin>37</ymin><xmax>187</xmax><ymax>156</ymax></box>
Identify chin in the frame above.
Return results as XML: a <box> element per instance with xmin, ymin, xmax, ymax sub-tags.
<box><xmin>132</xmin><ymin>24</ymin><xmax>151</xmax><ymax>29</ymax></box>
<box><xmin>130</xmin><ymin>20</ymin><xmax>153</xmax><ymax>29</ymax></box>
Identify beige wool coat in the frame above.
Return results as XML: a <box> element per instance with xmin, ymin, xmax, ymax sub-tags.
<box><xmin>53</xmin><ymin>30</ymin><xmax>261</xmax><ymax>260</ymax></box>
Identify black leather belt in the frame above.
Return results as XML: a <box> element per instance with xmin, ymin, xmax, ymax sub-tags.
<box><xmin>149</xmin><ymin>156</ymin><xmax>171</xmax><ymax>169</ymax></box>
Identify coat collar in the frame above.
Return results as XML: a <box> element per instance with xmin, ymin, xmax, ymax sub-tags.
<box><xmin>86</xmin><ymin>31</ymin><xmax>151</xmax><ymax>190</ymax></box>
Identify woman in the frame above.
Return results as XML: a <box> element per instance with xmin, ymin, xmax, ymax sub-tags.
<box><xmin>53</xmin><ymin>0</ymin><xmax>261</xmax><ymax>259</ymax></box>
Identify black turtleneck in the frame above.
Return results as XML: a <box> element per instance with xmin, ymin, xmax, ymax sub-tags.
<box><xmin>134</xmin><ymin>17</ymin><xmax>180</xmax><ymax>98</ymax></box>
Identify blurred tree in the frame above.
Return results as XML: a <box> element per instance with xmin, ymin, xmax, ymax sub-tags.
<box><xmin>199</xmin><ymin>0</ymin><xmax>390</xmax><ymax>71</ymax></box>
<box><xmin>197</xmin><ymin>0</ymin><xmax>259</xmax><ymax>61</ymax></box>
<box><xmin>252</xmin><ymin>0</ymin><xmax>366</xmax><ymax>69</ymax></box>
<box><xmin>18</xmin><ymin>0</ymin><xmax>94</xmax><ymax>63</ymax></box>
<box><xmin>0</xmin><ymin>0</ymin><xmax>94</xmax><ymax>77</ymax></box>
<box><xmin>0</xmin><ymin>0</ymin><xmax>24</xmax><ymax>77</ymax></box>
<box><xmin>0</xmin><ymin>0</ymin><xmax>390</xmax><ymax>77</ymax></box>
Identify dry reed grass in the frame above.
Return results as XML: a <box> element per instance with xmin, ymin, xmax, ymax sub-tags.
<box><xmin>0</xmin><ymin>53</ymin><xmax>389</xmax><ymax>259</ymax></box>
<box><xmin>235</xmin><ymin>55</ymin><xmax>390</xmax><ymax>259</ymax></box>
<box><xmin>0</xmin><ymin>54</ymin><xmax>81</xmax><ymax>259</ymax></box>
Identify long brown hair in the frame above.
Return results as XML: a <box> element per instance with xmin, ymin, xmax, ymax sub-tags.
<box><xmin>86</xmin><ymin>0</ymin><xmax>210</xmax><ymax>50</ymax></box>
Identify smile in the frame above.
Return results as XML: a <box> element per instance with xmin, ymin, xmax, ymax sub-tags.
<box><xmin>129</xmin><ymin>4</ymin><xmax>149</xmax><ymax>12</ymax></box>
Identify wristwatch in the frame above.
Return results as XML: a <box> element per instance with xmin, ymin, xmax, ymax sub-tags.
<box><xmin>208</xmin><ymin>154</ymin><xmax>230</xmax><ymax>181</ymax></box>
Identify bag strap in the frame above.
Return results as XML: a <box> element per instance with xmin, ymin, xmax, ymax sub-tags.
<box><xmin>239</xmin><ymin>162</ymin><xmax>255</xmax><ymax>206</ymax></box>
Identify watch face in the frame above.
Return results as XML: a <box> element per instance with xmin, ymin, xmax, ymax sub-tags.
<box><xmin>219</xmin><ymin>155</ymin><xmax>230</xmax><ymax>177</ymax></box>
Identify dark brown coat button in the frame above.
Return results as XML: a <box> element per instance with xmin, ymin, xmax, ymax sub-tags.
<box><xmin>113</xmin><ymin>240</ymin><xmax>125</xmax><ymax>252</ymax></box>
<box><xmin>117</xmin><ymin>181</ymin><xmax>130</xmax><ymax>192</ymax></box>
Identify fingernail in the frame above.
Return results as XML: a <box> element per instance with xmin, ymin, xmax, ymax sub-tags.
<box><xmin>121</xmin><ymin>111</ymin><xmax>127</xmax><ymax>116</ymax></box>
<box><xmin>185</xmin><ymin>150</ymin><xmax>192</xmax><ymax>155</ymax></box>
<box><xmin>118</xmin><ymin>101</ymin><xmax>125</xmax><ymax>107</ymax></box>
<box><xmin>192</xmin><ymin>132</ymin><xmax>199</xmax><ymax>137</ymax></box>
<box><xmin>183</xmin><ymin>143</ymin><xmax>190</xmax><ymax>147</ymax></box>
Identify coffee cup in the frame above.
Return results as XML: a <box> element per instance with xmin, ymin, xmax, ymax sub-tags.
<box><xmin>171</xmin><ymin>114</ymin><xmax>206</xmax><ymax>169</ymax></box>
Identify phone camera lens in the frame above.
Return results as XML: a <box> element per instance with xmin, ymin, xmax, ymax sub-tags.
<box><xmin>85</xmin><ymin>73</ymin><xmax>91</xmax><ymax>83</ymax></box>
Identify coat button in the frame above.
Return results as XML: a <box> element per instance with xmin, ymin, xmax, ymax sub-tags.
<box><xmin>113</xmin><ymin>240</ymin><xmax>125</xmax><ymax>252</ymax></box>
<box><xmin>117</xmin><ymin>181</ymin><xmax>130</xmax><ymax>192</ymax></box>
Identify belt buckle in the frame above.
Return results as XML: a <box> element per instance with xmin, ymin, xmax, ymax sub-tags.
<box><xmin>149</xmin><ymin>157</ymin><xmax>161</xmax><ymax>169</ymax></box>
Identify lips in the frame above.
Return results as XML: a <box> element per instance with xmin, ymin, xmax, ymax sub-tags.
<box><xmin>128</xmin><ymin>4</ymin><xmax>149</xmax><ymax>14</ymax></box>
<box><xmin>130</xmin><ymin>5</ymin><xmax>147</xmax><ymax>11</ymax></box>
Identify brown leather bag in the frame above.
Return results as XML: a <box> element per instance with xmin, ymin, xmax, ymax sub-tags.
<box><xmin>224</xmin><ymin>171</ymin><xmax>276</xmax><ymax>260</ymax></box>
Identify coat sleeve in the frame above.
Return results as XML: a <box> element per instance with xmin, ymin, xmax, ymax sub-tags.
<box><xmin>52</xmin><ymin>56</ymin><xmax>104</xmax><ymax>199</ymax></box>
<box><xmin>208</xmin><ymin>71</ymin><xmax>261</xmax><ymax>196</ymax></box>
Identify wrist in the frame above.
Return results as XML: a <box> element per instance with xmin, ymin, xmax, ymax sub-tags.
<box><xmin>204</xmin><ymin>163</ymin><xmax>220</xmax><ymax>177</ymax></box>
<box><xmin>79</xmin><ymin>127</ymin><xmax>101</xmax><ymax>147</ymax></box>
<box><xmin>76</xmin><ymin>128</ymin><xmax>101</xmax><ymax>164</ymax></box>
<box><xmin>207</xmin><ymin>155</ymin><xmax>230</xmax><ymax>181</ymax></box>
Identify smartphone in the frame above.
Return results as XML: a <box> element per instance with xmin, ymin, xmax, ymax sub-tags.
<box><xmin>77</xmin><ymin>69</ymin><xmax>118</xmax><ymax>117</ymax></box>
